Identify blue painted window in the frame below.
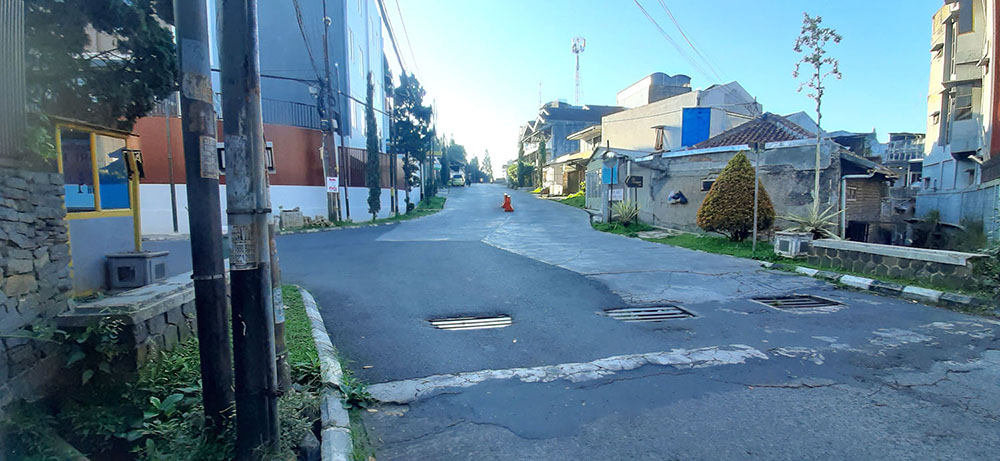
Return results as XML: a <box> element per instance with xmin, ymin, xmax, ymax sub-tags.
<box><xmin>681</xmin><ymin>107</ymin><xmax>711</xmax><ymax>147</ymax></box>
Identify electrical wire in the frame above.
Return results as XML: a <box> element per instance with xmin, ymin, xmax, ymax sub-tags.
<box><xmin>393</xmin><ymin>0</ymin><xmax>421</xmax><ymax>77</ymax></box>
<box><xmin>289</xmin><ymin>0</ymin><xmax>324</xmax><ymax>83</ymax></box>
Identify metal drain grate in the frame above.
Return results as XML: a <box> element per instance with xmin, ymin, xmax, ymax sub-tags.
<box><xmin>428</xmin><ymin>315</ymin><xmax>512</xmax><ymax>330</ymax></box>
<box><xmin>604</xmin><ymin>305</ymin><xmax>694</xmax><ymax>322</ymax></box>
<box><xmin>752</xmin><ymin>294</ymin><xmax>843</xmax><ymax>309</ymax></box>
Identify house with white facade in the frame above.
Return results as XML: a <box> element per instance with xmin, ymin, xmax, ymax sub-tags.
<box><xmin>917</xmin><ymin>0</ymin><xmax>1000</xmax><ymax>239</ymax></box>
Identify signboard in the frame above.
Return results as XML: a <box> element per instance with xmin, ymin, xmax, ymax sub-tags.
<box><xmin>609</xmin><ymin>188</ymin><xmax>623</xmax><ymax>201</ymax></box>
<box><xmin>326</xmin><ymin>176</ymin><xmax>339</xmax><ymax>192</ymax></box>
<box><xmin>601</xmin><ymin>165</ymin><xmax>618</xmax><ymax>185</ymax></box>
<box><xmin>625</xmin><ymin>175</ymin><xmax>643</xmax><ymax>188</ymax></box>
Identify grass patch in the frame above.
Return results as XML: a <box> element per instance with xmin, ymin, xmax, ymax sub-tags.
<box><xmin>286</xmin><ymin>196</ymin><xmax>447</xmax><ymax>233</ymax></box>
<box><xmin>349</xmin><ymin>409</ymin><xmax>376</xmax><ymax>461</ymax></box>
<box><xmin>3</xmin><ymin>301</ymin><xmax>324</xmax><ymax>459</ymax></box>
<box><xmin>643</xmin><ymin>233</ymin><xmax>785</xmax><ymax>262</ymax></box>
<box><xmin>591</xmin><ymin>220</ymin><xmax>654</xmax><ymax>238</ymax></box>
<box><xmin>643</xmin><ymin>233</ymin><xmax>992</xmax><ymax>301</ymax></box>
<box><xmin>558</xmin><ymin>191</ymin><xmax>585</xmax><ymax>209</ymax></box>
<box><xmin>281</xmin><ymin>285</ymin><xmax>318</xmax><ymax>367</ymax></box>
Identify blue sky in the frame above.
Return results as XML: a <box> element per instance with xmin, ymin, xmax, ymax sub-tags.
<box><xmin>383</xmin><ymin>0</ymin><xmax>941</xmax><ymax>175</ymax></box>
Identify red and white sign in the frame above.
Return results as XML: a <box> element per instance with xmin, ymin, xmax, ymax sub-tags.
<box><xmin>326</xmin><ymin>176</ymin><xmax>339</xmax><ymax>192</ymax></box>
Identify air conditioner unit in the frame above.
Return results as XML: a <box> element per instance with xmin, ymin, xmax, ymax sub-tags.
<box><xmin>774</xmin><ymin>231</ymin><xmax>814</xmax><ymax>258</ymax></box>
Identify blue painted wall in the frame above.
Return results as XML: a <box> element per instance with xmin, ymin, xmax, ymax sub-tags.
<box><xmin>681</xmin><ymin>107</ymin><xmax>711</xmax><ymax>147</ymax></box>
<box><xmin>68</xmin><ymin>216</ymin><xmax>134</xmax><ymax>293</ymax></box>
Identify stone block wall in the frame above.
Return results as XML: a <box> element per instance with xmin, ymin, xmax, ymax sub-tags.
<box><xmin>1</xmin><ymin>166</ymin><xmax>73</xmax><ymax>406</ymax></box>
<box><xmin>56</xmin><ymin>272</ymin><xmax>200</xmax><ymax>370</ymax></box>
<box><xmin>806</xmin><ymin>244</ymin><xmax>979</xmax><ymax>290</ymax></box>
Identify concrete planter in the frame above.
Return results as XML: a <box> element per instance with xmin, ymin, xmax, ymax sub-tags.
<box><xmin>774</xmin><ymin>231</ymin><xmax>814</xmax><ymax>258</ymax></box>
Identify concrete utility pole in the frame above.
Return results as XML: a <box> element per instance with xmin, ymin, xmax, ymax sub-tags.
<box><xmin>173</xmin><ymin>0</ymin><xmax>234</xmax><ymax>431</ymax></box>
<box><xmin>220</xmin><ymin>0</ymin><xmax>280</xmax><ymax>456</ymax></box>
<box><xmin>335</xmin><ymin>64</ymin><xmax>351</xmax><ymax>220</ymax></box>
<box><xmin>321</xmin><ymin>0</ymin><xmax>341</xmax><ymax>222</ymax></box>
<box><xmin>751</xmin><ymin>142</ymin><xmax>762</xmax><ymax>256</ymax></box>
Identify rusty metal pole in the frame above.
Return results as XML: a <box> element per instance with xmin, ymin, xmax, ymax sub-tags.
<box><xmin>268</xmin><ymin>217</ymin><xmax>290</xmax><ymax>393</ymax></box>
<box><xmin>173</xmin><ymin>0</ymin><xmax>234</xmax><ymax>431</ymax></box>
<box><xmin>220</xmin><ymin>0</ymin><xmax>280</xmax><ymax>456</ymax></box>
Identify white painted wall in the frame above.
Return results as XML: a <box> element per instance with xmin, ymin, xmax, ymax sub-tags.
<box><xmin>140</xmin><ymin>183</ymin><xmax>421</xmax><ymax>235</ymax></box>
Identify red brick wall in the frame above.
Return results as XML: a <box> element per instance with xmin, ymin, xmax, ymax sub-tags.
<box><xmin>133</xmin><ymin>116</ymin><xmax>325</xmax><ymax>187</ymax></box>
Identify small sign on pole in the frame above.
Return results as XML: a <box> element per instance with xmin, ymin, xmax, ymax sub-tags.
<box><xmin>326</xmin><ymin>176</ymin><xmax>339</xmax><ymax>192</ymax></box>
<box><xmin>625</xmin><ymin>175</ymin><xmax>643</xmax><ymax>188</ymax></box>
<box><xmin>609</xmin><ymin>188</ymin><xmax>624</xmax><ymax>201</ymax></box>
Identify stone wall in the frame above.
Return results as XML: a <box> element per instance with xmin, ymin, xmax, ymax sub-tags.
<box><xmin>1</xmin><ymin>166</ymin><xmax>73</xmax><ymax>407</ymax></box>
<box><xmin>56</xmin><ymin>272</ymin><xmax>200</xmax><ymax>369</ymax></box>
<box><xmin>806</xmin><ymin>239</ymin><xmax>983</xmax><ymax>290</ymax></box>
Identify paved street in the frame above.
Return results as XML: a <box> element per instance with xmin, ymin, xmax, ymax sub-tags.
<box><xmin>153</xmin><ymin>184</ymin><xmax>1000</xmax><ymax>459</ymax></box>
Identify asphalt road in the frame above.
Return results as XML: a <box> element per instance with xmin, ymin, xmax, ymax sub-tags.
<box><xmin>148</xmin><ymin>184</ymin><xmax>1000</xmax><ymax>460</ymax></box>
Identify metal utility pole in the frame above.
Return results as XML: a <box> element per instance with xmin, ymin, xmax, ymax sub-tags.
<box><xmin>220</xmin><ymin>0</ymin><xmax>279</xmax><ymax>456</ymax></box>
<box><xmin>321</xmin><ymin>0</ymin><xmax>341</xmax><ymax>222</ymax></box>
<box><xmin>173</xmin><ymin>0</ymin><xmax>234</xmax><ymax>430</ymax></box>
<box><xmin>752</xmin><ymin>142</ymin><xmax>762</xmax><ymax>256</ymax></box>
<box><xmin>335</xmin><ymin>64</ymin><xmax>351</xmax><ymax>220</ymax></box>
<box><xmin>164</xmin><ymin>94</ymin><xmax>179</xmax><ymax>233</ymax></box>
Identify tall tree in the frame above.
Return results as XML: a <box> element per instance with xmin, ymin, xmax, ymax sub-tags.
<box><xmin>516</xmin><ymin>141</ymin><xmax>525</xmax><ymax>188</ymax></box>
<box><xmin>25</xmin><ymin>0</ymin><xmax>177</xmax><ymax>131</ymax></box>
<box><xmin>439</xmin><ymin>138</ymin><xmax>450</xmax><ymax>186</ymax></box>
<box><xmin>793</xmin><ymin>12</ymin><xmax>842</xmax><ymax>214</ymax></box>
<box><xmin>468</xmin><ymin>156</ymin><xmax>480</xmax><ymax>184</ymax></box>
<box><xmin>483</xmin><ymin>150</ymin><xmax>494</xmax><ymax>182</ymax></box>
<box><xmin>365</xmin><ymin>72</ymin><xmax>381</xmax><ymax>220</ymax></box>
<box><xmin>390</xmin><ymin>73</ymin><xmax>433</xmax><ymax>207</ymax></box>
<box><xmin>535</xmin><ymin>136</ymin><xmax>548</xmax><ymax>187</ymax></box>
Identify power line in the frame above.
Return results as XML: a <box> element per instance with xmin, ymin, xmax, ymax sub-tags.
<box><xmin>375</xmin><ymin>0</ymin><xmax>408</xmax><ymax>76</ymax></box>
<box><xmin>289</xmin><ymin>0</ymin><xmax>323</xmax><ymax>82</ymax></box>
<box><xmin>656</xmin><ymin>0</ymin><xmax>724</xmax><ymax>82</ymax></box>
<box><xmin>392</xmin><ymin>0</ymin><xmax>421</xmax><ymax>77</ymax></box>
<box><xmin>631</xmin><ymin>0</ymin><xmax>712</xmax><ymax>81</ymax></box>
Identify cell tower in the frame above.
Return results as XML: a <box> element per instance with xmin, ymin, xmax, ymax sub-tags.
<box><xmin>572</xmin><ymin>37</ymin><xmax>586</xmax><ymax>105</ymax></box>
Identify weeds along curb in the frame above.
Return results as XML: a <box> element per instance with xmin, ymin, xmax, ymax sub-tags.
<box><xmin>298</xmin><ymin>286</ymin><xmax>353</xmax><ymax>461</ymax></box>
<box><xmin>760</xmin><ymin>261</ymin><xmax>995</xmax><ymax>313</ymax></box>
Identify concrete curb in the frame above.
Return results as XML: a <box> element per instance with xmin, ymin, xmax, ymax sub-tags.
<box><xmin>298</xmin><ymin>286</ymin><xmax>353</xmax><ymax>461</ymax></box>
<box><xmin>760</xmin><ymin>261</ymin><xmax>995</xmax><ymax>312</ymax></box>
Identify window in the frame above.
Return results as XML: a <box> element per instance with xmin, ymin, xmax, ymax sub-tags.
<box><xmin>846</xmin><ymin>186</ymin><xmax>858</xmax><ymax>202</ymax></box>
<box><xmin>61</xmin><ymin>129</ymin><xmax>96</xmax><ymax>211</ymax></box>
<box><xmin>349</xmin><ymin>30</ymin><xmax>354</xmax><ymax>62</ymax></box>
<box><xmin>701</xmin><ymin>179</ymin><xmax>715</xmax><ymax>191</ymax></box>
<box><xmin>953</xmin><ymin>84</ymin><xmax>973</xmax><ymax>121</ymax></box>
<box><xmin>215</xmin><ymin>141</ymin><xmax>275</xmax><ymax>173</ymax></box>
<box><xmin>958</xmin><ymin>0</ymin><xmax>973</xmax><ymax>34</ymax></box>
<box><xmin>59</xmin><ymin>127</ymin><xmax>132</xmax><ymax>212</ymax></box>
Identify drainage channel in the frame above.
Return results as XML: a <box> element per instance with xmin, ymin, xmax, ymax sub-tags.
<box><xmin>603</xmin><ymin>305</ymin><xmax>694</xmax><ymax>322</ymax></box>
<box><xmin>428</xmin><ymin>315</ymin><xmax>513</xmax><ymax>331</ymax></box>
<box><xmin>751</xmin><ymin>294</ymin><xmax>843</xmax><ymax>310</ymax></box>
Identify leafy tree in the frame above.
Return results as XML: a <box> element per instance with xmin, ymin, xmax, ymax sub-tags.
<box><xmin>506</xmin><ymin>162</ymin><xmax>519</xmax><ymax>186</ymax></box>
<box><xmin>390</xmin><ymin>73</ymin><xmax>433</xmax><ymax>207</ymax></box>
<box><xmin>515</xmin><ymin>142</ymin><xmax>525</xmax><ymax>188</ymax></box>
<box><xmin>793</xmin><ymin>12</ymin><xmax>842</xmax><ymax>214</ymax></box>
<box><xmin>482</xmin><ymin>150</ymin><xmax>494</xmax><ymax>182</ymax></box>
<box><xmin>535</xmin><ymin>137</ymin><xmax>548</xmax><ymax>186</ymax></box>
<box><xmin>25</xmin><ymin>0</ymin><xmax>177</xmax><ymax>131</ymax></box>
<box><xmin>365</xmin><ymin>72</ymin><xmax>381</xmax><ymax>220</ymax></box>
<box><xmin>696</xmin><ymin>152</ymin><xmax>775</xmax><ymax>241</ymax></box>
<box><xmin>438</xmin><ymin>139</ymin><xmax>450</xmax><ymax>186</ymax></box>
<box><xmin>468</xmin><ymin>157</ymin><xmax>481</xmax><ymax>184</ymax></box>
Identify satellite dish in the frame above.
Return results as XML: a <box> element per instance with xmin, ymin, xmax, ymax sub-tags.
<box><xmin>572</xmin><ymin>37</ymin><xmax>586</xmax><ymax>54</ymax></box>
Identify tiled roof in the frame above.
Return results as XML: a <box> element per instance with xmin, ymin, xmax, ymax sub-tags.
<box><xmin>692</xmin><ymin>113</ymin><xmax>813</xmax><ymax>149</ymax></box>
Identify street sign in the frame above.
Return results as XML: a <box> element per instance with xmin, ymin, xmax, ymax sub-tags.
<box><xmin>326</xmin><ymin>176</ymin><xmax>339</xmax><ymax>192</ymax></box>
<box><xmin>625</xmin><ymin>175</ymin><xmax>643</xmax><ymax>188</ymax></box>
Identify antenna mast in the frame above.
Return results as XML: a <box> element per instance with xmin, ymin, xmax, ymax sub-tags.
<box><xmin>571</xmin><ymin>37</ymin><xmax>586</xmax><ymax>105</ymax></box>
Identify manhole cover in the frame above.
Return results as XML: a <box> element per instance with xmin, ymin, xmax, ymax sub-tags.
<box><xmin>603</xmin><ymin>305</ymin><xmax>694</xmax><ymax>322</ymax></box>
<box><xmin>752</xmin><ymin>294</ymin><xmax>843</xmax><ymax>310</ymax></box>
<box><xmin>428</xmin><ymin>315</ymin><xmax>512</xmax><ymax>330</ymax></box>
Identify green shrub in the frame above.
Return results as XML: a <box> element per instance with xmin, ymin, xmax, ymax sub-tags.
<box><xmin>696</xmin><ymin>152</ymin><xmax>775</xmax><ymax>241</ymax></box>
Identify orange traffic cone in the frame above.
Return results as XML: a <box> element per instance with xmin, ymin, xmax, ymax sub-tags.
<box><xmin>502</xmin><ymin>194</ymin><xmax>514</xmax><ymax>212</ymax></box>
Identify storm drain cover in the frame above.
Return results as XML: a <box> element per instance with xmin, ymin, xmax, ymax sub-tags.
<box><xmin>752</xmin><ymin>294</ymin><xmax>843</xmax><ymax>309</ymax></box>
<box><xmin>428</xmin><ymin>315</ymin><xmax>512</xmax><ymax>331</ymax></box>
<box><xmin>603</xmin><ymin>305</ymin><xmax>694</xmax><ymax>322</ymax></box>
